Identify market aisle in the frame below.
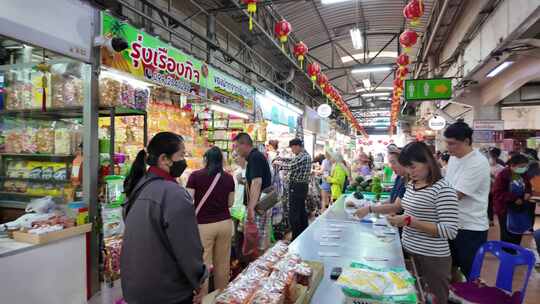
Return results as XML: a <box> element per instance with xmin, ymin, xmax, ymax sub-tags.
<box><xmin>480</xmin><ymin>217</ymin><xmax>540</xmax><ymax>304</ymax></box>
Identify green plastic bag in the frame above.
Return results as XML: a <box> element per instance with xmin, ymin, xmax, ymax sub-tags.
<box><xmin>338</xmin><ymin>262</ymin><xmax>418</xmax><ymax>304</ymax></box>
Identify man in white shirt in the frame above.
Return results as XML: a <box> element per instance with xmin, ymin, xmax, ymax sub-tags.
<box><xmin>444</xmin><ymin>121</ymin><xmax>491</xmax><ymax>280</ymax></box>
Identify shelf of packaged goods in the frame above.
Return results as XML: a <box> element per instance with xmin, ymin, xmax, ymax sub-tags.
<box><xmin>0</xmin><ymin>153</ymin><xmax>74</xmax><ymax>159</ymax></box>
<box><xmin>0</xmin><ymin>106</ymin><xmax>146</xmax><ymax>119</ymax></box>
<box><xmin>0</xmin><ymin>177</ymin><xmax>70</xmax><ymax>184</ymax></box>
<box><xmin>0</xmin><ymin>191</ymin><xmax>62</xmax><ymax>198</ymax></box>
<box><xmin>201</xmin><ymin>128</ymin><xmax>244</xmax><ymax>132</ymax></box>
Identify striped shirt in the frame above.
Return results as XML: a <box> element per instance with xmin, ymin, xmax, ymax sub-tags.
<box><xmin>401</xmin><ymin>179</ymin><xmax>459</xmax><ymax>257</ymax></box>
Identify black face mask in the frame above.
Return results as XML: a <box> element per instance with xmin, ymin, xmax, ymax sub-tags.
<box><xmin>170</xmin><ymin>159</ymin><xmax>187</xmax><ymax>177</ymax></box>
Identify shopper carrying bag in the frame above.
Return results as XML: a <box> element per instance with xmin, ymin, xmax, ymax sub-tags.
<box><xmin>187</xmin><ymin>147</ymin><xmax>235</xmax><ymax>296</ymax></box>
<box><xmin>121</xmin><ymin>132</ymin><xmax>207</xmax><ymax>304</ymax></box>
<box><xmin>493</xmin><ymin>154</ymin><xmax>534</xmax><ymax>245</ymax></box>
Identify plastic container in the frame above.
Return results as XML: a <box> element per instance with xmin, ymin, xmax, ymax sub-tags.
<box><xmin>104</xmin><ymin>175</ymin><xmax>125</xmax><ymax>205</ymax></box>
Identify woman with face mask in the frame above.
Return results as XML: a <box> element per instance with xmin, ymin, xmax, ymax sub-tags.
<box><xmin>121</xmin><ymin>132</ymin><xmax>207</xmax><ymax>304</ymax></box>
<box><xmin>493</xmin><ymin>154</ymin><xmax>533</xmax><ymax>246</ymax></box>
<box><xmin>186</xmin><ymin>146</ymin><xmax>235</xmax><ymax>296</ymax></box>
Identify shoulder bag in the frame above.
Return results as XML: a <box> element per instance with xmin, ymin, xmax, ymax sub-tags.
<box><xmin>195</xmin><ymin>173</ymin><xmax>221</xmax><ymax>215</ymax></box>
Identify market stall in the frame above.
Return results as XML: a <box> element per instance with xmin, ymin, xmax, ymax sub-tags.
<box><xmin>256</xmin><ymin>90</ymin><xmax>303</xmax><ymax>155</ymax></box>
<box><xmin>204</xmin><ymin>193</ymin><xmax>415</xmax><ymax>303</ymax></box>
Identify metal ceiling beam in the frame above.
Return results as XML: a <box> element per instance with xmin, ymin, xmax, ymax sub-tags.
<box><xmin>309</xmin><ymin>32</ymin><xmax>401</xmax><ymax>52</ymax></box>
<box><xmin>208</xmin><ymin>0</ymin><xmax>300</xmax><ymax>13</ymax></box>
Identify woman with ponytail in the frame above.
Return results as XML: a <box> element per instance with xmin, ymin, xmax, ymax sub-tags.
<box><xmin>121</xmin><ymin>132</ymin><xmax>207</xmax><ymax>304</ymax></box>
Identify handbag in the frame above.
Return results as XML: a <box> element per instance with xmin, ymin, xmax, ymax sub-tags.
<box><xmin>246</xmin><ymin>182</ymin><xmax>279</xmax><ymax>216</ymax></box>
<box><xmin>195</xmin><ymin>173</ymin><xmax>221</xmax><ymax>215</ymax></box>
<box><xmin>506</xmin><ymin>177</ymin><xmax>532</xmax><ymax>235</ymax></box>
<box><xmin>506</xmin><ymin>203</ymin><xmax>532</xmax><ymax>234</ymax></box>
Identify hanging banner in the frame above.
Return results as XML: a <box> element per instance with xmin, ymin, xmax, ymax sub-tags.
<box><xmin>405</xmin><ymin>78</ymin><xmax>452</xmax><ymax>101</ymax></box>
<box><xmin>101</xmin><ymin>12</ymin><xmax>207</xmax><ymax>95</ymax></box>
<box><xmin>208</xmin><ymin>69</ymin><xmax>255</xmax><ymax>114</ymax></box>
<box><xmin>256</xmin><ymin>91</ymin><xmax>302</xmax><ymax>129</ymax></box>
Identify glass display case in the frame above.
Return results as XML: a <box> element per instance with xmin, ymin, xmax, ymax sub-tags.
<box><xmin>0</xmin><ymin>38</ymin><xmax>91</xmax><ymax>222</ymax></box>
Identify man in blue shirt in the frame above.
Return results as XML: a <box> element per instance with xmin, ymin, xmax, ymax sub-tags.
<box><xmin>387</xmin><ymin>144</ymin><xmax>406</xmax><ymax>204</ymax></box>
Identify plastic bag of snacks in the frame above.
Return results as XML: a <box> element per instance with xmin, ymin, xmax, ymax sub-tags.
<box><xmin>337</xmin><ymin>262</ymin><xmax>417</xmax><ymax>304</ymax></box>
<box><xmin>99</xmin><ymin>77</ymin><xmax>121</xmax><ymax>107</ymax></box>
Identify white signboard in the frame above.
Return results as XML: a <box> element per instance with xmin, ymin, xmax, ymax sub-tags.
<box><xmin>473</xmin><ymin>120</ymin><xmax>504</xmax><ymax>131</ymax></box>
<box><xmin>0</xmin><ymin>0</ymin><xmax>95</xmax><ymax>62</ymax></box>
<box><xmin>428</xmin><ymin>116</ymin><xmax>446</xmax><ymax>130</ymax></box>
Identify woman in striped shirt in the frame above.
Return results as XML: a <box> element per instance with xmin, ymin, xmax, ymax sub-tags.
<box><xmin>355</xmin><ymin>141</ymin><xmax>459</xmax><ymax>304</ymax></box>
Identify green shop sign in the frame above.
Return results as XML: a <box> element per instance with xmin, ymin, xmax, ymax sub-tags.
<box><xmin>404</xmin><ymin>78</ymin><xmax>452</xmax><ymax>101</ymax></box>
<box><xmin>101</xmin><ymin>12</ymin><xmax>208</xmax><ymax>93</ymax></box>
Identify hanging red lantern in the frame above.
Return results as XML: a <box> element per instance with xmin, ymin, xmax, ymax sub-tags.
<box><xmin>317</xmin><ymin>73</ymin><xmax>328</xmax><ymax>89</ymax></box>
<box><xmin>242</xmin><ymin>0</ymin><xmax>259</xmax><ymax>31</ymax></box>
<box><xmin>396</xmin><ymin>53</ymin><xmax>410</xmax><ymax>67</ymax></box>
<box><xmin>293</xmin><ymin>41</ymin><xmax>308</xmax><ymax>69</ymax></box>
<box><xmin>403</xmin><ymin>0</ymin><xmax>425</xmax><ymax>27</ymax></box>
<box><xmin>399</xmin><ymin>30</ymin><xmax>418</xmax><ymax>53</ymax></box>
<box><xmin>275</xmin><ymin>19</ymin><xmax>292</xmax><ymax>51</ymax></box>
<box><xmin>394</xmin><ymin>78</ymin><xmax>404</xmax><ymax>88</ymax></box>
<box><xmin>307</xmin><ymin>62</ymin><xmax>320</xmax><ymax>88</ymax></box>
<box><xmin>397</xmin><ymin>66</ymin><xmax>409</xmax><ymax>80</ymax></box>
<box><xmin>323</xmin><ymin>83</ymin><xmax>333</xmax><ymax>97</ymax></box>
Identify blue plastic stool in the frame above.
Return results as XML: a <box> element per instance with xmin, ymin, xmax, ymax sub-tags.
<box><xmin>468</xmin><ymin>241</ymin><xmax>535</xmax><ymax>303</ymax></box>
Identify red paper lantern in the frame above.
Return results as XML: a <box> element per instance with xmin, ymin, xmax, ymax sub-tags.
<box><xmin>242</xmin><ymin>0</ymin><xmax>259</xmax><ymax>31</ymax></box>
<box><xmin>397</xmin><ymin>66</ymin><xmax>409</xmax><ymax>80</ymax></box>
<box><xmin>403</xmin><ymin>0</ymin><xmax>425</xmax><ymax>27</ymax></box>
<box><xmin>323</xmin><ymin>83</ymin><xmax>333</xmax><ymax>96</ymax></box>
<box><xmin>317</xmin><ymin>73</ymin><xmax>328</xmax><ymax>89</ymax></box>
<box><xmin>399</xmin><ymin>30</ymin><xmax>418</xmax><ymax>53</ymax></box>
<box><xmin>293</xmin><ymin>41</ymin><xmax>308</xmax><ymax>69</ymax></box>
<box><xmin>396</xmin><ymin>53</ymin><xmax>410</xmax><ymax>67</ymax></box>
<box><xmin>275</xmin><ymin>19</ymin><xmax>292</xmax><ymax>50</ymax></box>
<box><xmin>307</xmin><ymin>62</ymin><xmax>320</xmax><ymax>88</ymax></box>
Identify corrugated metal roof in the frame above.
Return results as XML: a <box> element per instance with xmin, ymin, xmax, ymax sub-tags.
<box><xmin>273</xmin><ymin>0</ymin><xmax>435</xmax><ymax>103</ymax></box>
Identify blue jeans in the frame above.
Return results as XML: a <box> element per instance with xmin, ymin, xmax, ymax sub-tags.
<box><xmin>449</xmin><ymin>229</ymin><xmax>488</xmax><ymax>279</ymax></box>
<box><xmin>534</xmin><ymin>229</ymin><xmax>540</xmax><ymax>256</ymax></box>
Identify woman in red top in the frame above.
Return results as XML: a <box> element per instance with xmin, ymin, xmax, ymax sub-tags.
<box><xmin>492</xmin><ymin>154</ymin><xmax>532</xmax><ymax>246</ymax></box>
<box><xmin>186</xmin><ymin>147</ymin><xmax>235</xmax><ymax>296</ymax></box>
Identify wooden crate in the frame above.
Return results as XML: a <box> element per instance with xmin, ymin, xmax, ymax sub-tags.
<box><xmin>12</xmin><ymin>224</ymin><xmax>92</xmax><ymax>245</ymax></box>
<box><xmin>203</xmin><ymin>260</ymin><xmax>324</xmax><ymax>304</ymax></box>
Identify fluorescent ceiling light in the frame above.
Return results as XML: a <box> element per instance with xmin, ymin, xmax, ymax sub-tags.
<box><xmin>487</xmin><ymin>61</ymin><xmax>513</xmax><ymax>78</ymax></box>
<box><xmin>350</xmin><ymin>27</ymin><xmax>363</xmax><ymax>50</ymax></box>
<box><xmin>352</xmin><ymin>65</ymin><xmax>393</xmax><ymax>74</ymax></box>
<box><xmin>321</xmin><ymin>0</ymin><xmax>351</xmax><ymax>4</ymax></box>
<box><xmin>356</xmin><ymin>86</ymin><xmax>393</xmax><ymax>93</ymax></box>
<box><xmin>362</xmin><ymin>78</ymin><xmax>371</xmax><ymax>89</ymax></box>
<box><xmin>342</xmin><ymin>51</ymin><xmax>398</xmax><ymax>63</ymax></box>
<box><xmin>101</xmin><ymin>69</ymin><xmax>152</xmax><ymax>89</ymax></box>
<box><xmin>210</xmin><ymin>104</ymin><xmax>250</xmax><ymax>119</ymax></box>
<box><xmin>361</xmin><ymin>92</ymin><xmax>391</xmax><ymax>97</ymax></box>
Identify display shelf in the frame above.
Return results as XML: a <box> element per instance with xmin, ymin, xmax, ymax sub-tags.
<box><xmin>0</xmin><ymin>153</ymin><xmax>74</xmax><ymax>159</ymax></box>
<box><xmin>0</xmin><ymin>191</ymin><xmax>60</xmax><ymax>198</ymax></box>
<box><xmin>0</xmin><ymin>106</ymin><xmax>146</xmax><ymax>119</ymax></box>
<box><xmin>0</xmin><ymin>177</ymin><xmax>70</xmax><ymax>184</ymax></box>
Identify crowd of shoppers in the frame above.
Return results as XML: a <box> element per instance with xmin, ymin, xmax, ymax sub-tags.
<box><xmin>119</xmin><ymin>121</ymin><xmax>540</xmax><ymax>304</ymax></box>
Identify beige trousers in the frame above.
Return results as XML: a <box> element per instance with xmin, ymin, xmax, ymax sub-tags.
<box><xmin>198</xmin><ymin>219</ymin><xmax>233</xmax><ymax>294</ymax></box>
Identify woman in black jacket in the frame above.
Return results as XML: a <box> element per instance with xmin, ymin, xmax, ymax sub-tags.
<box><xmin>121</xmin><ymin>132</ymin><xmax>207</xmax><ymax>304</ymax></box>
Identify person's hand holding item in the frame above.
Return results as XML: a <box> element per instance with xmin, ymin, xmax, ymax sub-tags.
<box><xmin>192</xmin><ymin>288</ymin><xmax>203</xmax><ymax>304</ymax></box>
<box><xmin>387</xmin><ymin>214</ymin><xmax>408</xmax><ymax>227</ymax></box>
<box><xmin>515</xmin><ymin>198</ymin><xmax>524</xmax><ymax>205</ymax></box>
<box><xmin>354</xmin><ymin>206</ymin><xmax>370</xmax><ymax>219</ymax></box>
<box><xmin>524</xmin><ymin>193</ymin><xmax>531</xmax><ymax>201</ymax></box>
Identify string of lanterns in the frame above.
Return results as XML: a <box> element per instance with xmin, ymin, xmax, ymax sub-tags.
<box><xmin>240</xmin><ymin>0</ymin><xmax>366</xmax><ymax>137</ymax></box>
<box><xmin>390</xmin><ymin>0</ymin><xmax>424</xmax><ymax>135</ymax></box>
